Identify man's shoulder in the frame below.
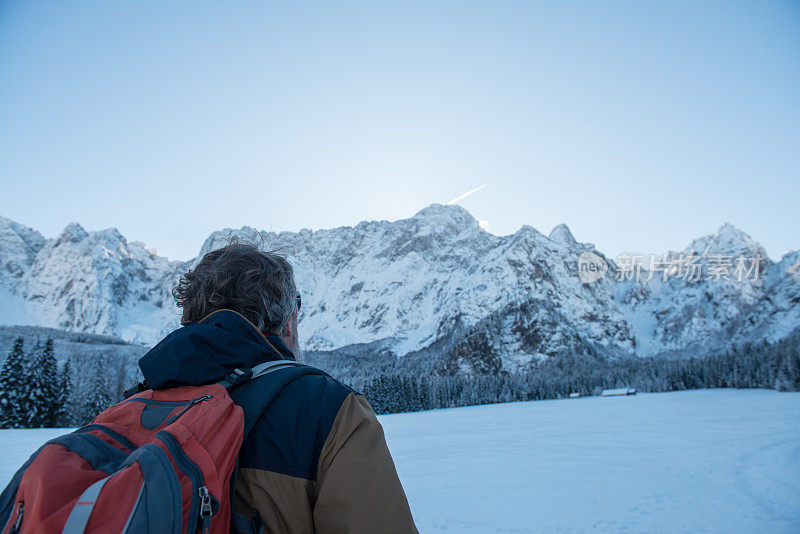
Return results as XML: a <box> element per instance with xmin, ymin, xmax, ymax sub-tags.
<box><xmin>238</xmin><ymin>366</ymin><xmax>362</xmax><ymax>481</ymax></box>
<box><xmin>280</xmin><ymin>367</ymin><xmax>360</xmax><ymax>409</ymax></box>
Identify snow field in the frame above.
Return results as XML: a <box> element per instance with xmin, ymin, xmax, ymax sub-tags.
<box><xmin>1</xmin><ymin>390</ymin><xmax>798</xmax><ymax>533</ymax></box>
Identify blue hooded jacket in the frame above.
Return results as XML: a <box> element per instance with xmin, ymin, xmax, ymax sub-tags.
<box><xmin>137</xmin><ymin>309</ymin><xmax>418</xmax><ymax>533</ymax></box>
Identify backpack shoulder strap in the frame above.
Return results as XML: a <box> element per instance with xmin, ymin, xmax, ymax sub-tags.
<box><xmin>227</xmin><ymin>361</ymin><xmax>329</xmax><ymax>439</ymax></box>
<box><xmin>225</xmin><ymin>361</ymin><xmax>329</xmax><ymax>534</ymax></box>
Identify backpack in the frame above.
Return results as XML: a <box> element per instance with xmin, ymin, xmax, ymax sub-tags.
<box><xmin>0</xmin><ymin>359</ymin><xmax>327</xmax><ymax>534</ymax></box>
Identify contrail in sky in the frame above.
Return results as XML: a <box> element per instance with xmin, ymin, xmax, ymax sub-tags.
<box><xmin>446</xmin><ymin>184</ymin><xmax>487</xmax><ymax>205</ymax></box>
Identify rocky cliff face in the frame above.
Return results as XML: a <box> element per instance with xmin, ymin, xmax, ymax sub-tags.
<box><xmin>1</xmin><ymin>206</ymin><xmax>797</xmax><ymax>374</ymax></box>
<box><xmin>0</xmin><ymin>216</ymin><xmax>182</xmax><ymax>344</ymax></box>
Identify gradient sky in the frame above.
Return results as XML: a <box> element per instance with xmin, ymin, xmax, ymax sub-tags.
<box><xmin>1</xmin><ymin>1</ymin><xmax>798</xmax><ymax>261</ymax></box>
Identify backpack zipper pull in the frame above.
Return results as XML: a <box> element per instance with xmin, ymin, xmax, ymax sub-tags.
<box><xmin>164</xmin><ymin>395</ymin><xmax>213</xmax><ymax>427</ymax></box>
<box><xmin>11</xmin><ymin>502</ymin><xmax>24</xmax><ymax>533</ymax></box>
<box><xmin>198</xmin><ymin>486</ymin><xmax>214</xmax><ymax>534</ymax></box>
<box><xmin>185</xmin><ymin>394</ymin><xmax>213</xmax><ymax>409</ymax></box>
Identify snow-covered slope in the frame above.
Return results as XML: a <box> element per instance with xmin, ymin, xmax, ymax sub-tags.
<box><xmin>1</xmin><ymin>218</ymin><xmax>183</xmax><ymax>344</ymax></box>
<box><xmin>613</xmin><ymin>223</ymin><xmax>798</xmax><ymax>356</ymax></box>
<box><xmin>0</xmin><ymin>207</ymin><xmax>797</xmax><ymax>371</ymax></box>
<box><xmin>0</xmin><ymin>216</ymin><xmax>47</xmax><ymax>289</ymax></box>
<box><xmin>198</xmin><ymin>204</ymin><xmax>635</xmax><ymax>371</ymax></box>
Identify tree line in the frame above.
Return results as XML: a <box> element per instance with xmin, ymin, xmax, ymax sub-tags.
<box><xmin>0</xmin><ymin>337</ymin><xmax>112</xmax><ymax>428</ymax></box>
<box><xmin>359</xmin><ymin>331</ymin><xmax>800</xmax><ymax>415</ymax></box>
<box><xmin>2</xmin><ymin>328</ymin><xmax>799</xmax><ymax>426</ymax></box>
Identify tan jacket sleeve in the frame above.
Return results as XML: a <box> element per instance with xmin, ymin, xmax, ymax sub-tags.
<box><xmin>312</xmin><ymin>392</ymin><xmax>419</xmax><ymax>534</ymax></box>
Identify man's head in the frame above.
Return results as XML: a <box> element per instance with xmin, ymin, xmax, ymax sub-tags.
<box><xmin>172</xmin><ymin>242</ymin><xmax>301</xmax><ymax>359</ymax></box>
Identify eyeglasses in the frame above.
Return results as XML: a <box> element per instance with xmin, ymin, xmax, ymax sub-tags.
<box><xmin>296</xmin><ymin>293</ymin><xmax>302</xmax><ymax>311</ymax></box>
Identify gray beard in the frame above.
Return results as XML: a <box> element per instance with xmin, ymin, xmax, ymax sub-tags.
<box><xmin>285</xmin><ymin>322</ymin><xmax>303</xmax><ymax>362</ymax></box>
<box><xmin>290</xmin><ymin>340</ymin><xmax>303</xmax><ymax>362</ymax></box>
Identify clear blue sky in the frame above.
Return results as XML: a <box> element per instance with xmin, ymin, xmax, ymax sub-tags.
<box><xmin>1</xmin><ymin>1</ymin><xmax>798</xmax><ymax>261</ymax></box>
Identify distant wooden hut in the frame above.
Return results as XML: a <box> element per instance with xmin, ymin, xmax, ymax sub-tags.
<box><xmin>601</xmin><ymin>388</ymin><xmax>637</xmax><ymax>397</ymax></box>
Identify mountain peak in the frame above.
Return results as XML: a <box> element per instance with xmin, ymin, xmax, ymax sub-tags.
<box><xmin>549</xmin><ymin>223</ymin><xmax>577</xmax><ymax>245</ymax></box>
<box><xmin>413</xmin><ymin>203</ymin><xmax>472</xmax><ymax>219</ymax></box>
<box><xmin>715</xmin><ymin>222</ymin><xmax>752</xmax><ymax>250</ymax></box>
<box><xmin>410</xmin><ymin>203</ymin><xmax>479</xmax><ymax>232</ymax></box>
<box><xmin>684</xmin><ymin>222</ymin><xmax>768</xmax><ymax>261</ymax></box>
<box><xmin>56</xmin><ymin>222</ymin><xmax>89</xmax><ymax>246</ymax></box>
<box><xmin>0</xmin><ymin>215</ymin><xmax>48</xmax><ymax>284</ymax></box>
<box><xmin>0</xmin><ymin>216</ymin><xmax>46</xmax><ymax>248</ymax></box>
<box><xmin>198</xmin><ymin>225</ymin><xmax>262</xmax><ymax>257</ymax></box>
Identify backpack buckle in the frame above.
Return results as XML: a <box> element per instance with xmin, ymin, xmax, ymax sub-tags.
<box><xmin>123</xmin><ymin>381</ymin><xmax>148</xmax><ymax>398</ymax></box>
<box><xmin>224</xmin><ymin>368</ymin><xmax>253</xmax><ymax>386</ymax></box>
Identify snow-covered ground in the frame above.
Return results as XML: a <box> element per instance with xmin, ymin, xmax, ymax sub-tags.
<box><xmin>385</xmin><ymin>389</ymin><xmax>800</xmax><ymax>533</ymax></box>
<box><xmin>1</xmin><ymin>389</ymin><xmax>799</xmax><ymax>533</ymax></box>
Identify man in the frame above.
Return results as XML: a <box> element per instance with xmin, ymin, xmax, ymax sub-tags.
<box><xmin>137</xmin><ymin>242</ymin><xmax>418</xmax><ymax>533</ymax></box>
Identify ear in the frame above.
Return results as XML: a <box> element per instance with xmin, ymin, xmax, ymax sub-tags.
<box><xmin>282</xmin><ymin>314</ymin><xmax>294</xmax><ymax>337</ymax></box>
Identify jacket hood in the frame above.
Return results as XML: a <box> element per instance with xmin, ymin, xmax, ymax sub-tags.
<box><xmin>139</xmin><ymin>309</ymin><xmax>296</xmax><ymax>390</ymax></box>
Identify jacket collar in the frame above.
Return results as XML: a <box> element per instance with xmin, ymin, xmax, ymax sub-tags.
<box><xmin>138</xmin><ymin>309</ymin><xmax>295</xmax><ymax>390</ymax></box>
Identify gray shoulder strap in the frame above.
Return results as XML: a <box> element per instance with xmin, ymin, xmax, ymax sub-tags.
<box><xmin>217</xmin><ymin>360</ymin><xmax>308</xmax><ymax>388</ymax></box>
<box><xmin>249</xmin><ymin>359</ymin><xmax>307</xmax><ymax>379</ymax></box>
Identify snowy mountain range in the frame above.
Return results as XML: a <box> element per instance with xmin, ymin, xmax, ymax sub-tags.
<box><xmin>1</xmin><ymin>205</ymin><xmax>798</xmax><ymax>374</ymax></box>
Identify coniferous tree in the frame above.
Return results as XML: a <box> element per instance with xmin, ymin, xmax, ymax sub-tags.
<box><xmin>26</xmin><ymin>338</ymin><xmax>59</xmax><ymax>428</ymax></box>
<box><xmin>370</xmin><ymin>375</ymin><xmax>388</xmax><ymax>414</ymax></box>
<box><xmin>0</xmin><ymin>338</ymin><xmax>28</xmax><ymax>428</ymax></box>
<box><xmin>43</xmin><ymin>338</ymin><xmax>60</xmax><ymax>425</ymax></box>
<box><xmin>42</xmin><ymin>338</ymin><xmax>60</xmax><ymax>425</ymax></box>
<box><xmin>17</xmin><ymin>339</ymin><xmax>41</xmax><ymax>425</ymax></box>
<box><xmin>55</xmin><ymin>359</ymin><xmax>74</xmax><ymax>427</ymax></box>
<box><xmin>81</xmin><ymin>356</ymin><xmax>112</xmax><ymax>424</ymax></box>
<box><xmin>775</xmin><ymin>351</ymin><xmax>800</xmax><ymax>391</ymax></box>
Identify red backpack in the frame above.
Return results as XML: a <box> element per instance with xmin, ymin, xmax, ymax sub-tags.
<box><xmin>0</xmin><ymin>360</ymin><xmax>326</xmax><ymax>534</ymax></box>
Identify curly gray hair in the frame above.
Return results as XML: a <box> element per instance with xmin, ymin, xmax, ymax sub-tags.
<box><xmin>173</xmin><ymin>241</ymin><xmax>298</xmax><ymax>336</ymax></box>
